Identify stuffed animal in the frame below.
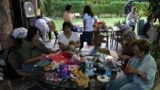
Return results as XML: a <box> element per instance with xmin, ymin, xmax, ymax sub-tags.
<box><xmin>69</xmin><ymin>40</ymin><xmax>76</xmax><ymax>50</ymax></box>
<box><xmin>85</xmin><ymin>60</ymin><xmax>96</xmax><ymax>77</ymax></box>
<box><xmin>59</xmin><ymin>64</ymin><xmax>70</xmax><ymax>79</ymax></box>
<box><xmin>72</xmin><ymin>69</ymin><xmax>89</xmax><ymax>88</ymax></box>
<box><xmin>51</xmin><ymin>61</ymin><xmax>60</xmax><ymax>70</ymax></box>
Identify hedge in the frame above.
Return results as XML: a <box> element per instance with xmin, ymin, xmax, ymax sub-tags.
<box><xmin>41</xmin><ymin>1</ymin><xmax>149</xmax><ymax>18</ymax></box>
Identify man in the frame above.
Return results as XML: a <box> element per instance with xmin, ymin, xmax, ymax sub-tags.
<box><xmin>63</xmin><ymin>4</ymin><xmax>75</xmax><ymax>24</ymax></box>
<box><xmin>63</xmin><ymin>4</ymin><xmax>78</xmax><ymax>32</ymax></box>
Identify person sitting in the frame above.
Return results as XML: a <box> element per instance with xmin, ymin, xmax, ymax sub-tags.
<box><xmin>58</xmin><ymin>22</ymin><xmax>80</xmax><ymax>51</ymax></box>
<box><xmin>119</xmin><ymin>30</ymin><xmax>137</xmax><ymax>71</ymax></box>
<box><xmin>21</xmin><ymin>26</ymin><xmax>58</xmax><ymax>75</ymax></box>
<box><xmin>106</xmin><ymin>39</ymin><xmax>157</xmax><ymax>90</ymax></box>
<box><xmin>142</xmin><ymin>16</ymin><xmax>153</xmax><ymax>38</ymax></box>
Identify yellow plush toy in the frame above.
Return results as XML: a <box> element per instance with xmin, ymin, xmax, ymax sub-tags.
<box><xmin>73</xmin><ymin>69</ymin><xmax>89</xmax><ymax>88</ymax></box>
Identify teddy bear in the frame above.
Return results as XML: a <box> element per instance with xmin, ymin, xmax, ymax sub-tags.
<box><xmin>72</xmin><ymin>69</ymin><xmax>89</xmax><ymax>88</ymax></box>
<box><xmin>69</xmin><ymin>40</ymin><xmax>76</xmax><ymax>50</ymax></box>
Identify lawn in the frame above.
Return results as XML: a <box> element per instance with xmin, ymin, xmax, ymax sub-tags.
<box><xmin>54</xmin><ymin>17</ymin><xmax>126</xmax><ymax>31</ymax></box>
<box><xmin>53</xmin><ymin>17</ymin><xmax>150</xmax><ymax>36</ymax></box>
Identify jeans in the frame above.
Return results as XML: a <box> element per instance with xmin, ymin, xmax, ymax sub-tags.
<box><xmin>22</xmin><ymin>64</ymin><xmax>44</xmax><ymax>75</ymax></box>
<box><xmin>106</xmin><ymin>75</ymin><xmax>144</xmax><ymax>90</ymax></box>
<box><xmin>79</xmin><ymin>31</ymin><xmax>93</xmax><ymax>49</ymax></box>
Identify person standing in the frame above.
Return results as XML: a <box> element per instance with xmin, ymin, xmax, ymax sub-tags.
<box><xmin>126</xmin><ymin>6</ymin><xmax>138</xmax><ymax>31</ymax></box>
<box><xmin>35</xmin><ymin>16</ymin><xmax>56</xmax><ymax>42</ymax></box>
<box><xmin>124</xmin><ymin>0</ymin><xmax>135</xmax><ymax>15</ymax></box>
<box><xmin>63</xmin><ymin>4</ymin><xmax>74</xmax><ymax>24</ymax></box>
<box><xmin>79</xmin><ymin>5</ymin><xmax>97</xmax><ymax>50</ymax></box>
<box><xmin>43</xmin><ymin>17</ymin><xmax>56</xmax><ymax>41</ymax></box>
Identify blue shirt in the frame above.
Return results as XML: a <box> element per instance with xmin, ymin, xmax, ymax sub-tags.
<box><xmin>129</xmin><ymin>53</ymin><xmax>157</xmax><ymax>90</ymax></box>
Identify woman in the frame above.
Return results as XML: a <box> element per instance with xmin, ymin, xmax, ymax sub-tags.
<box><xmin>107</xmin><ymin>39</ymin><xmax>157</xmax><ymax>90</ymax></box>
<box><xmin>126</xmin><ymin>6</ymin><xmax>138</xmax><ymax>31</ymax></box>
<box><xmin>80</xmin><ymin>5</ymin><xmax>97</xmax><ymax>50</ymax></box>
<box><xmin>43</xmin><ymin>16</ymin><xmax>57</xmax><ymax>41</ymax></box>
<box><xmin>35</xmin><ymin>16</ymin><xmax>49</xmax><ymax>42</ymax></box>
<box><xmin>58</xmin><ymin>22</ymin><xmax>80</xmax><ymax>51</ymax></box>
<box><xmin>119</xmin><ymin>30</ymin><xmax>137</xmax><ymax>70</ymax></box>
<box><xmin>21</xmin><ymin>26</ymin><xmax>56</xmax><ymax>74</ymax></box>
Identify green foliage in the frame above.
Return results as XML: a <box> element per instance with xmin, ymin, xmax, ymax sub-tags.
<box><xmin>40</xmin><ymin>0</ymin><xmax>149</xmax><ymax>18</ymax></box>
<box><xmin>148</xmin><ymin>0</ymin><xmax>160</xmax><ymax>23</ymax></box>
<box><xmin>150</xmin><ymin>43</ymin><xmax>160</xmax><ymax>60</ymax></box>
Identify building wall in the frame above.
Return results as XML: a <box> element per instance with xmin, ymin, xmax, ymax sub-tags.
<box><xmin>0</xmin><ymin>0</ymin><xmax>13</xmax><ymax>56</ymax></box>
<box><xmin>0</xmin><ymin>0</ymin><xmax>39</xmax><ymax>57</ymax></box>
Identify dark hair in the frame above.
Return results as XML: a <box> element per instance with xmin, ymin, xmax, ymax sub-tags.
<box><xmin>36</xmin><ymin>15</ymin><xmax>42</xmax><ymax>19</ymax></box>
<box><xmin>83</xmin><ymin>5</ymin><xmax>94</xmax><ymax>17</ymax></box>
<box><xmin>132</xmin><ymin>39</ymin><xmax>150</xmax><ymax>54</ymax></box>
<box><xmin>26</xmin><ymin>26</ymin><xmax>41</xmax><ymax>41</ymax></box>
<box><xmin>62</xmin><ymin>22</ymin><xmax>72</xmax><ymax>31</ymax></box>
<box><xmin>147</xmin><ymin>16</ymin><xmax>152</xmax><ymax>22</ymax></box>
<box><xmin>65</xmin><ymin>4</ymin><xmax>72</xmax><ymax>11</ymax></box>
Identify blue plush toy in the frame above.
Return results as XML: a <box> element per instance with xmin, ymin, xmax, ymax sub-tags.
<box><xmin>85</xmin><ymin>60</ymin><xmax>96</xmax><ymax>77</ymax></box>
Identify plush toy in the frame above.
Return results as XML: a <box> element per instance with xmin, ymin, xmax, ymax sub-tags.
<box><xmin>85</xmin><ymin>60</ymin><xmax>97</xmax><ymax>77</ymax></box>
<box><xmin>59</xmin><ymin>64</ymin><xmax>70</xmax><ymax>79</ymax></box>
<box><xmin>69</xmin><ymin>40</ymin><xmax>76</xmax><ymax>46</ymax></box>
<box><xmin>69</xmin><ymin>40</ymin><xmax>76</xmax><ymax>50</ymax></box>
<box><xmin>51</xmin><ymin>61</ymin><xmax>60</xmax><ymax>70</ymax></box>
<box><xmin>72</xmin><ymin>69</ymin><xmax>89</xmax><ymax>88</ymax></box>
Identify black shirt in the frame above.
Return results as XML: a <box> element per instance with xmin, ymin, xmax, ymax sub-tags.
<box><xmin>142</xmin><ymin>22</ymin><xmax>151</xmax><ymax>36</ymax></box>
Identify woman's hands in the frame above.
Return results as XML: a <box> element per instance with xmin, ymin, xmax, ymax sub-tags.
<box><xmin>127</xmin><ymin>66</ymin><xmax>139</xmax><ymax>74</ymax></box>
<box><xmin>119</xmin><ymin>55</ymin><xmax>130</xmax><ymax>60</ymax></box>
<box><xmin>37</xmin><ymin>54</ymin><xmax>48</xmax><ymax>60</ymax></box>
<box><xmin>127</xmin><ymin>65</ymin><xmax>148</xmax><ymax>81</ymax></box>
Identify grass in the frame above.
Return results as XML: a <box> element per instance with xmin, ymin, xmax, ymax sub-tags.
<box><xmin>53</xmin><ymin>17</ymin><xmax>152</xmax><ymax>36</ymax></box>
<box><xmin>54</xmin><ymin>17</ymin><xmax>126</xmax><ymax>31</ymax></box>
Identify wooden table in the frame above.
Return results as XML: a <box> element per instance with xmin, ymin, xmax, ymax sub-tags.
<box><xmin>94</xmin><ymin>28</ymin><xmax>112</xmax><ymax>49</ymax></box>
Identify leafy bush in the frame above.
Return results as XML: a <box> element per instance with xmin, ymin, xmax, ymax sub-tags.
<box><xmin>40</xmin><ymin>1</ymin><xmax>149</xmax><ymax>18</ymax></box>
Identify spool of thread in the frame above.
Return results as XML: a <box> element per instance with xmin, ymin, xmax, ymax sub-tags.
<box><xmin>97</xmin><ymin>75</ymin><xmax>109</xmax><ymax>83</ymax></box>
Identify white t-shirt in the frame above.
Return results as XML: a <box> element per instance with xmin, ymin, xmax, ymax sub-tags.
<box><xmin>35</xmin><ymin>18</ymin><xmax>49</xmax><ymax>32</ymax></box>
<box><xmin>58</xmin><ymin>32</ymin><xmax>79</xmax><ymax>46</ymax></box>
<box><xmin>83</xmin><ymin>13</ymin><xmax>96</xmax><ymax>32</ymax></box>
<box><xmin>43</xmin><ymin>17</ymin><xmax>54</xmax><ymax>23</ymax></box>
<box><xmin>126</xmin><ymin>12</ymin><xmax>138</xmax><ymax>26</ymax></box>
